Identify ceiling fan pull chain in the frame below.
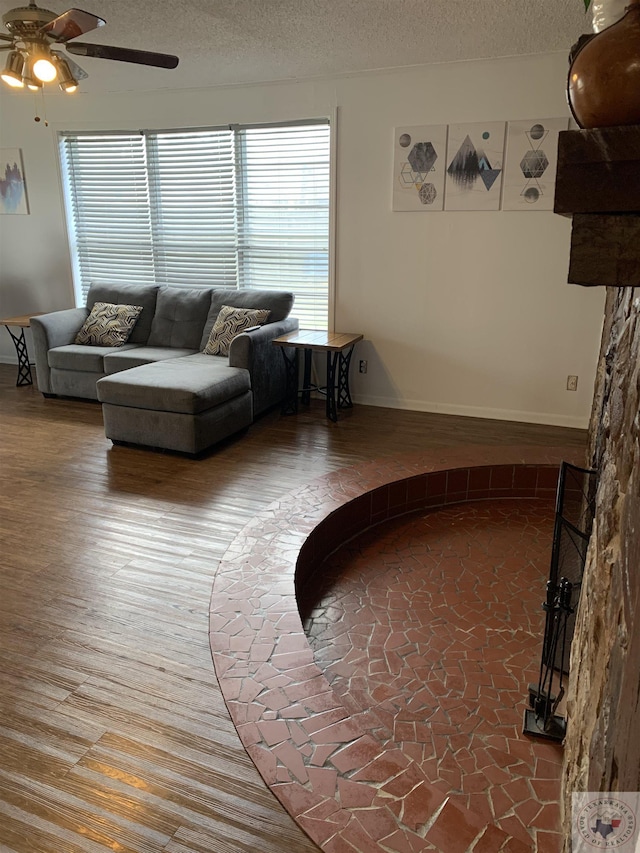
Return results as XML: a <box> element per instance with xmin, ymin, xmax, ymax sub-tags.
<box><xmin>33</xmin><ymin>85</ymin><xmax>49</xmax><ymax>126</ymax></box>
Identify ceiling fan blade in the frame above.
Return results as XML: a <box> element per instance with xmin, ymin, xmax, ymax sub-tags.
<box><xmin>0</xmin><ymin>33</ymin><xmax>14</xmax><ymax>42</ymax></box>
<box><xmin>41</xmin><ymin>8</ymin><xmax>105</xmax><ymax>42</ymax></box>
<box><xmin>66</xmin><ymin>42</ymin><xmax>179</xmax><ymax>69</ymax></box>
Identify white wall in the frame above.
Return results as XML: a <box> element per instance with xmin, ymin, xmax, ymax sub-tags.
<box><xmin>0</xmin><ymin>52</ymin><xmax>604</xmax><ymax>427</ymax></box>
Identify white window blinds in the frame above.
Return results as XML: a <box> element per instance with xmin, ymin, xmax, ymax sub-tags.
<box><xmin>236</xmin><ymin>124</ymin><xmax>331</xmax><ymax>330</ymax></box>
<box><xmin>59</xmin><ymin>120</ymin><xmax>330</xmax><ymax>329</ymax></box>
<box><xmin>147</xmin><ymin>130</ymin><xmax>237</xmax><ymax>289</ymax></box>
<box><xmin>61</xmin><ymin>134</ymin><xmax>155</xmax><ymax>286</ymax></box>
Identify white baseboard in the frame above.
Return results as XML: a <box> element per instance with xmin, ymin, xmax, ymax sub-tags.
<box><xmin>0</xmin><ymin>357</ymin><xmax>588</xmax><ymax>429</ymax></box>
<box><xmin>353</xmin><ymin>393</ymin><xmax>589</xmax><ymax>430</ymax></box>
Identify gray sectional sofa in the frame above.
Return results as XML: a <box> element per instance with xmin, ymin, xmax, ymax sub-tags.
<box><xmin>31</xmin><ymin>283</ymin><xmax>298</xmax><ymax>454</ymax></box>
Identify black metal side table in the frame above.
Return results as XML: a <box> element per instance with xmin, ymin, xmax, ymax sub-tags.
<box><xmin>272</xmin><ymin>330</ymin><xmax>363</xmax><ymax>422</ymax></box>
<box><xmin>1</xmin><ymin>314</ymin><xmax>43</xmax><ymax>387</ymax></box>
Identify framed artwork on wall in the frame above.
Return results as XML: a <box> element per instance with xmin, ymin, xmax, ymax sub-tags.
<box><xmin>502</xmin><ymin>118</ymin><xmax>570</xmax><ymax>210</ymax></box>
<box><xmin>392</xmin><ymin>125</ymin><xmax>448</xmax><ymax>211</ymax></box>
<box><xmin>444</xmin><ymin>122</ymin><xmax>506</xmax><ymax>211</ymax></box>
<box><xmin>0</xmin><ymin>148</ymin><xmax>29</xmax><ymax>215</ymax></box>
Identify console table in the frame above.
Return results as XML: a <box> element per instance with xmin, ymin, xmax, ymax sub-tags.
<box><xmin>272</xmin><ymin>330</ymin><xmax>363</xmax><ymax>422</ymax></box>
<box><xmin>1</xmin><ymin>314</ymin><xmax>43</xmax><ymax>387</ymax></box>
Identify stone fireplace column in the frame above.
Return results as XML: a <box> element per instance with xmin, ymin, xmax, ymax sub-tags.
<box><xmin>554</xmin><ymin>128</ymin><xmax>640</xmax><ymax>847</ymax></box>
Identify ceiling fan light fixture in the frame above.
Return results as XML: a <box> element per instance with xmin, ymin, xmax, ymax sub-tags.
<box><xmin>54</xmin><ymin>55</ymin><xmax>78</xmax><ymax>92</ymax></box>
<box><xmin>1</xmin><ymin>49</ymin><xmax>25</xmax><ymax>87</ymax></box>
<box><xmin>33</xmin><ymin>55</ymin><xmax>57</xmax><ymax>82</ymax></box>
<box><xmin>1</xmin><ymin>1</ymin><xmax>179</xmax><ymax>94</ymax></box>
<box><xmin>22</xmin><ymin>55</ymin><xmax>43</xmax><ymax>89</ymax></box>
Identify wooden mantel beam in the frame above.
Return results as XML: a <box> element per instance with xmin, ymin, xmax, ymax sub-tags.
<box><xmin>554</xmin><ymin>126</ymin><xmax>640</xmax><ymax>287</ymax></box>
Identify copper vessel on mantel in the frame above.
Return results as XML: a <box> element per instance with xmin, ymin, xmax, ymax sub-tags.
<box><xmin>568</xmin><ymin>0</ymin><xmax>640</xmax><ymax>128</ymax></box>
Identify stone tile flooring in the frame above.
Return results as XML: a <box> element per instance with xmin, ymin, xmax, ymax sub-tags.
<box><xmin>210</xmin><ymin>446</ymin><xmax>581</xmax><ymax>852</ymax></box>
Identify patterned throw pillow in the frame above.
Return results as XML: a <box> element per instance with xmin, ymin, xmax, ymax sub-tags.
<box><xmin>75</xmin><ymin>302</ymin><xmax>143</xmax><ymax>346</ymax></box>
<box><xmin>203</xmin><ymin>305</ymin><xmax>270</xmax><ymax>356</ymax></box>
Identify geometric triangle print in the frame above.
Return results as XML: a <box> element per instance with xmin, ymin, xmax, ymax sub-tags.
<box><xmin>479</xmin><ymin>168</ymin><xmax>501</xmax><ymax>191</ymax></box>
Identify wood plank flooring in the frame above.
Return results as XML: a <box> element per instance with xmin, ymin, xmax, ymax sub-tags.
<box><xmin>0</xmin><ymin>364</ymin><xmax>587</xmax><ymax>852</ymax></box>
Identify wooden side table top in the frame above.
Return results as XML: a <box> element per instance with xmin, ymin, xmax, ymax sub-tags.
<box><xmin>272</xmin><ymin>329</ymin><xmax>363</xmax><ymax>352</ymax></box>
<box><xmin>1</xmin><ymin>313</ymin><xmax>44</xmax><ymax>327</ymax></box>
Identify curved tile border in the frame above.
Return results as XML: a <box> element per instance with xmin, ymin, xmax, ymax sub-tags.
<box><xmin>209</xmin><ymin>445</ymin><xmax>582</xmax><ymax>852</ymax></box>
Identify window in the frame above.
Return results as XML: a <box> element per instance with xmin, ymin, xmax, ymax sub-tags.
<box><xmin>59</xmin><ymin>120</ymin><xmax>331</xmax><ymax>329</ymax></box>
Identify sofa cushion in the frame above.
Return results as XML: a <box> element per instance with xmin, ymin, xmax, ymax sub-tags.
<box><xmin>48</xmin><ymin>343</ymin><xmax>140</xmax><ymax>373</ymax></box>
<box><xmin>87</xmin><ymin>283</ymin><xmax>159</xmax><ymax>344</ymax></box>
<box><xmin>200</xmin><ymin>289</ymin><xmax>294</xmax><ymax>350</ymax></box>
<box><xmin>203</xmin><ymin>306</ymin><xmax>271</xmax><ymax>357</ymax></box>
<box><xmin>103</xmin><ymin>346</ymin><xmax>199</xmax><ymax>374</ymax></box>
<box><xmin>147</xmin><ymin>287</ymin><xmax>212</xmax><ymax>349</ymax></box>
<box><xmin>96</xmin><ymin>354</ymin><xmax>251</xmax><ymax>415</ymax></box>
<box><xmin>75</xmin><ymin>302</ymin><xmax>143</xmax><ymax>346</ymax></box>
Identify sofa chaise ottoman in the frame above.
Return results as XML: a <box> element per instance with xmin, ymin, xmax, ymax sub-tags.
<box><xmin>97</xmin><ymin>353</ymin><xmax>252</xmax><ymax>455</ymax></box>
<box><xmin>31</xmin><ymin>283</ymin><xmax>298</xmax><ymax>454</ymax></box>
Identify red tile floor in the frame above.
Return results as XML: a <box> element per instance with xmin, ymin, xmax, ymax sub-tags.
<box><xmin>209</xmin><ymin>446</ymin><xmax>582</xmax><ymax>853</ymax></box>
<box><xmin>303</xmin><ymin>500</ymin><xmax>564</xmax><ymax>852</ymax></box>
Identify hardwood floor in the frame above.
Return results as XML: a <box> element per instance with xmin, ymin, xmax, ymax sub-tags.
<box><xmin>0</xmin><ymin>363</ymin><xmax>587</xmax><ymax>852</ymax></box>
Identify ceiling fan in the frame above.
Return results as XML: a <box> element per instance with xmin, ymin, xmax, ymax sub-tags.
<box><xmin>0</xmin><ymin>1</ymin><xmax>179</xmax><ymax>92</ymax></box>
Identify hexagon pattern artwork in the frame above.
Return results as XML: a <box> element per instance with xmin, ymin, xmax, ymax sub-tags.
<box><xmin>520</xmin><ymin>150</ymin><xmax>549</xmax><ymax>180</ymax></box>
<box><xmin>393</xmin><ymin>125</ymin><xmax>447</xmax><ymax>211</ymax></box>
<box><xmin>502</xmin><ymin>118</ymin><xmax>569</xmax><ymax>210</ymax></box>
<box><xmin>408</xmin><ymin>142</ymin><xmax>438</xmax><ymax>174</ymax></box>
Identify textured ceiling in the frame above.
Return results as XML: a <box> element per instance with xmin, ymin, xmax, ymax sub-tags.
<box><xmin>0</xmin><ymin>0</ymin><xmax>589</xmax><ymax>94</ymax></box>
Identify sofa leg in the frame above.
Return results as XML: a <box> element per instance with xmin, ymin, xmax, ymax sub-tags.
<box><xmin>42</xmin><ymin>392</ymin><xmax>57</xmax><ymax>398</ymax></box>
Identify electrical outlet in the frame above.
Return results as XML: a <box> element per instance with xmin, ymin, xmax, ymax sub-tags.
<box><xmin>359</xmin><ymin>360</ymin><xmax>368</xmax><ymax>374</ymax></box>
<box><xmin>567</xmin><ymin>375</ymin><xmax>578</xmax><ymax>391</ymax></box>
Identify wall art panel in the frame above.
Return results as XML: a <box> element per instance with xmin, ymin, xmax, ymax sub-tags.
<box><xmin>392</xmin><ymin>125</ymin><xmax>448</xmax><ymax>211</ymax></box>
<box><xmin>444</xmin><ymin>122</ymin><xmax>506</xmax><ymax>211</ymax></box>
<box><xmin>0</xmin><ymin>149</ymin><xmax>29</xmax><ymax>215</ymax></box>
<box><xmin>502</xmin><ymin>118</ymin><xmax>569</xmax><ymax>210</ymax></box>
